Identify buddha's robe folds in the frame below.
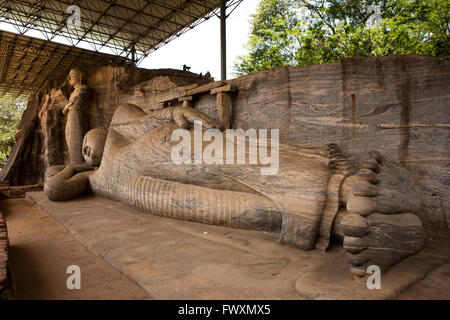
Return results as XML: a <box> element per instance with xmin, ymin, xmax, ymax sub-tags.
<box><xmin>89</xmin><ymin>104</ymin><xmax>345</xmax><ymax>250</ymax></box>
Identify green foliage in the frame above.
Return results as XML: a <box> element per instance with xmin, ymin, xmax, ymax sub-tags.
<box><xmin>235</xmin><ymin>0</ymin><xmax>301</xmax><ymax>75</ymax></box>
<box><xmin>0</xmin><ymin>95</ymin><xmax>27</xmax><ymax>167</ymax></box>
<box><xmin>234</xmin><ymin>0</ymin><xmax>450</xmax><ymax>76</ymax></box>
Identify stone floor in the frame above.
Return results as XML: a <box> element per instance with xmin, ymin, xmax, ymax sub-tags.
<box><xmin>3</xmin><ymin>192</ymin><xmax>450</xmax><ymax>299</ymax></box>
<box><xmin>2</xmin><ymin>197</ymin><xmax>150</xmax><ymax>299</ymax></box>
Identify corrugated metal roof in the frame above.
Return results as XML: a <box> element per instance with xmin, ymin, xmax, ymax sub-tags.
<box><xmin>0</xmin><ymin>29</ymin><xmax>128</xmax><ymax>96</ymax></box>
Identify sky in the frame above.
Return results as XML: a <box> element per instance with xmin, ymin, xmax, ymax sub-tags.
<box><xmin>140</xmin><ymin>0</ymin><xmax>260</xmax><ymax>79</ymax></box>
<box><xmin>0</xmin><ymin>0</ymin><xmax>260</xmax><ymax>81</ymax></box>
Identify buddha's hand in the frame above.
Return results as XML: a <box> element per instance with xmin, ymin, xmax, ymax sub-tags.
<box><xmin>172</xmin><ymin>107</ymin><xmax>223</xmax><ymax>130</ymax></box>
<box><xmin>67</xmin><ymin>163</ymin><xmax>96</xmax><ymax>173</ymax></box>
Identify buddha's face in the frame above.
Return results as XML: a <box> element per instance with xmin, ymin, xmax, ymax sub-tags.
<box><xmin>82</xmin><ymin>129</ymin><xmax>107</xmax><ymax>167</ymax></box>
<box><xmin>68</xmin><ymin>69</ymin><xmax>83</xmax><ymax>87</ymax></box>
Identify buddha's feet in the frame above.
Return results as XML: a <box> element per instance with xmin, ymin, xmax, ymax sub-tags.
<box><xmin>342</xmin><ymin>151</ymin><xmax>424</xmax><ymax>277</ymax></box>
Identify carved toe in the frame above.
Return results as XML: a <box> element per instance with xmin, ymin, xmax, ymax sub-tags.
<box><xmin>350</xmin><ymin>266</ymin><xmax>368</xmax><ymax>277</ymax></box>
<box><xmin>347</xmin><ymin>251</ymin><xmax>370</xmax><ymax>266</ymax></box>
<box><xmin>361</xmin><ymin>159</ymin><xmax>380</xmax><ymax>172</ymax></box>
<box><xmin>343</xmin><ymin>236</ymin><xmax>368</xmax><ymax>254</ymax></box>
<box><xmin>341</xmin><ymin>214</ymin><xmax>369</xmax><ymax>237</ymax></box>
<box><xmin>356</xmin><ymin>168</ymin><xmax>378</xmax><ymax>183</ymax></box>
<box><xmin>343</xmin><ymin>212</ymin><xmax>424</xmax><ymax>277</ymax></box>
<box><xmin>351</xmin><ymin>180</ymin><xmax>378</xmax><ymax>197</ymax></box>
<box><xmin>347</xmin><ymin>196</ymin><xmax>377</xmax><ymax>216</ymax></box>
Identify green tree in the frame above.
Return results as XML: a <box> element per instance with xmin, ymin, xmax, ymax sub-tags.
<box><xmin>234</xmin><ymin>0</ymin><xmax>301</xmax><ymax>75</ymax></box>
<box><xmin>234</xmin><ymin>0</ymin><xmax>450</xmax><ymax>76</ymax></box>
<box><xmin>0</xmin><ymin>95</ymin><xmax>27</xmax><ymax>167</ymax></box>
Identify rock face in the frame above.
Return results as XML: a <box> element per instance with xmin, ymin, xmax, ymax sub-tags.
<box><xmin>199</xmin><ymin>55</ymin><xmax>449</xmax><ymax>234</ymax></box>
<box><xmin>0</xmin><ymin>66</ymin><xmax>212</xmax><ymax>185</ymax></box>
<box><xmin>44</xmin><ymin>92</ymin><xmax>426</xmax><ymax>276</ymax></box>
<box><xmin>1</xmin><ymin>55</ymin><xmax>449</xmax><ymax>235</ymax></box>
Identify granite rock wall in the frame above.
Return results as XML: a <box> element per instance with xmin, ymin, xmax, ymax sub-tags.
<box><xmin>197</xmin><ymin>55</ymin><xmax>450</xmax><ymax>233</ymax></box>
<box><xmin>1</xmin><ymin>55</ymin><xmax>448</xmax><ymax>233</ymax></box>
<box><xmin>0</xmin><ymin>66</ymin><xmax>211</xmax><ymax>185</ymax></box>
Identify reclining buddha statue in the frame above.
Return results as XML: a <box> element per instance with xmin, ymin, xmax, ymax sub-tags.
<box><xmin>44</xmin><ymin>102</ymin><xmax>425</xmax><ymax>277</ymax></box>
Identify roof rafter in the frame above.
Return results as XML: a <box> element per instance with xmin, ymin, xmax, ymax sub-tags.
<box><xmin>0</xmin><ymin>0</ymin><xmax>236</xmax><ymax>58</ymax></box>
<box><xmin>0</xmin><ymin>29</ymin><xmax>128</xmax><ymax>96</ymax></box>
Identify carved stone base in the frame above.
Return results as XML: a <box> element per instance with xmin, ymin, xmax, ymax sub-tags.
<box><xmin>295</xmin><ymin>242</ymin><xmax>448</xmax><ymax>299</ymax></box>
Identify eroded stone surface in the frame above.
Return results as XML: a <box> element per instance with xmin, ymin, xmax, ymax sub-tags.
<box><xmin>0</xmin><ymin>67</ymin><xmax>211</xmax><ymax>185</ymax></box>
<box><xmin>3</xmin><ymin>56</ymin><xmax>449</xmax><ymax>236</ymax></box>
<box><xmin>1</xmin><ymin>56</ymin><xmax>448</xmax><ymax>283</ymax></box>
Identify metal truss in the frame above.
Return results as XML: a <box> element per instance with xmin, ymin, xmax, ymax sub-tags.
<box><xmin>0</xmin><ymin>29</ymin><xmax>127</xmax><ymax>97</ymax></box>
<box><xmin>0</xmin><ymin>0</ymin><xmax>244</xmax><ymax>65</ymax></box>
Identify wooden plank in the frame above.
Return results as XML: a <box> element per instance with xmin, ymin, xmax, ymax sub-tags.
<box><xmin>149</xmin><ymin>102</ymin><xmax>167</xmax><ymax>110</ymax></box>
<box><xmin>184</xmin><ymin>83</ymin><xmax>198</xmax><ymax>91</ymax></box>
<box><xmin>178</xmin><ymin>96</ymin><xmax>193</xmax><ymax>101</ymax></box>
<box><xmin>185</xmin><ymin>81</ymin><xmax>225</xmax><ymax>96</ymax></box>
<box><xmin>158</xmin><ymin>96</ymin><xmax>182</xmax><ymax>104</ymax></box>
<box><xmin>158</xmin><ymin>82</ymin><xmax>228</xmax><ymax>106</ymax></box>
<box><xmin>216</xmin><ymin>92</ymin><xmax>231</xmax><ymax>129</ymax></box>
<box><xmin>182</xmin><ymin>100</ymin><xmax>193</xmax><ymax>108</ymax></box>
<box><xmin>211</xmin><ymin>84</ymin><xmax>236</xmax><ymax>94</ymax></box>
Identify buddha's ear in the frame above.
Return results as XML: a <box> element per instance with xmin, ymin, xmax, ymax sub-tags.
<box><xmin>77</xmin><ymin>70</ymin><xmax>84</xmax><ymax>84</ymax></box>
<box><xmin>83</xmin><ymin>146</ymin><xmax>91</xmax><ymax>157</ymax></box>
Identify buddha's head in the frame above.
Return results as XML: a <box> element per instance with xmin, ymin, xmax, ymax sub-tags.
<box><xmin>68</xmin><ymin>68</ymin><xmax>84</xmax><ymax>87</ymax></box>
<box><xmin>82</xmin><ymin>128</ymin><xmax>108</xmax><ymax>167</ymax></box>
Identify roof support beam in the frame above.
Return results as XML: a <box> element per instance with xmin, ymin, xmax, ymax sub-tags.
<box><xmin>0</xmin><ymin>30</ymin><xmax>128</xmax><ymax>96</ymax></box>
<box><xmin>220</xmin><ymin>0</ymin><xmax>226</xmax><ymax>80</ymax></box>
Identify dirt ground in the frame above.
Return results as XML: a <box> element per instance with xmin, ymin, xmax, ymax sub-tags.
<box><xmin>0</xmin><ymin>197</ymin><xmax>448</xmax><ymax>300</ymax></box>
<box><xmin>1</xmin><ymin>198</ymin><xmax>150</xmax><ymax>300</ymax></box>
